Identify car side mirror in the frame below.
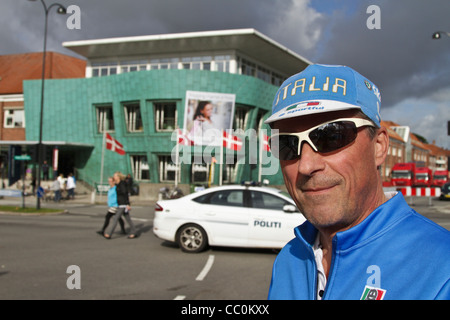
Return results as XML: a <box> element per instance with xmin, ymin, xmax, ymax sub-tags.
<box><xmin>283</xmin><ymin>204</ymin><xmax>298</xmax><ymax>213</ymax></box>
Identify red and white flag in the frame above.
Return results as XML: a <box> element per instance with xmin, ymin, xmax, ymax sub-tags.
<box><xmin>105</xmin><ymin>133</ymin><xmax>125</xmax><ymax>155</ymax></box>
<box><xmin>262</xmin><ymin>134</ymin><xmax>271</xmax><ymax>152</ymax></box>
<box><xmin>177</xmin><ymin>129</ymin><xmax>193</xmax><ymax>146</ymax></box>
<box><xmin>223</xmin><ymin>130</ymin><xmax>242</xmax><ymax>151</ymax></box>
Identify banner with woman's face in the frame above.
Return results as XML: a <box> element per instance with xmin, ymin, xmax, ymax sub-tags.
<box><xmin>184</xmin><ymin>90</ymin><xmax>236</xmax><ymax>146</ymax></box>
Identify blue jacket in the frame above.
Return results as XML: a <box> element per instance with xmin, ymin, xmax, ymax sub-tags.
<box><xmin>107</xmin><ymin>185</ymin><xmax>118</xmax><ymax>208</ymax></box>
<box><xmin>268</xmin><ymin>192</ymin><xmax>450</xmax><ymax>300</ymax></box>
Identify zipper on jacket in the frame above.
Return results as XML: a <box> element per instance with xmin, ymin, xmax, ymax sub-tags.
<box><xmin>321</xmin><ymin>236</ymin><xmax>338</xmax><ymax>300</ymax></box>
<box><xmin>306</xmin><ymin>244</ymin><xmax>319</xmax><ymax>300</ymax></box>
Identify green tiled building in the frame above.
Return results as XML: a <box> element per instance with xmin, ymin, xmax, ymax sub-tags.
<box><xmin>23</xmin><ymin>29</ymin><xmax>310</xmax><ymax>196</ymax></box>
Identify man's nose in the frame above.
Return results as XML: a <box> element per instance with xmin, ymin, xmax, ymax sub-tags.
<box><xmin>297</xmin><ymin>142</ymin><xmax>325</xmax><ymax>176</ymax></box>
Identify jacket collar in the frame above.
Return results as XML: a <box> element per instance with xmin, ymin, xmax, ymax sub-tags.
<box><xmin>295</xmin><ymin>192</ymin><xmax>411</xmax><ymax>252</ymax></box>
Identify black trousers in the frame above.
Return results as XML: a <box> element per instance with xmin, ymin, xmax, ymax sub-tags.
<box><xmin>102</xmin><ymin>211</ymin><xmax>125</xmax><ymax>233</ymax></box>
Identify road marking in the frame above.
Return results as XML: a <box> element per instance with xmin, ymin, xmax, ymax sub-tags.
<box><xmin>130</xmin><ymin>217</ymin><xmax>150</xmax><ymax>222</ymax></box>
<box><xmin>174</xmin><ymin>255</ymin><xmax>215</xmax><ymax>299</ymax></box>
<box><xmin>196</xmin><ymin>254</ymin><xmax>215</xmax><ymax>281</ymax></box>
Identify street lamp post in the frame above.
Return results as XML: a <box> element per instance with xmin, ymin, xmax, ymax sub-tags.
<box><xmin>28</xmin><ymin>0</ymin><xmax>66</xmax><ymax>209</ymax></box>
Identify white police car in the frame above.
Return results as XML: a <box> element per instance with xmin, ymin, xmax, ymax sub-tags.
<box><xmin>153</xmin><ymin>185</ymin><xmax>306</xmax><ymax>253</ymax></box>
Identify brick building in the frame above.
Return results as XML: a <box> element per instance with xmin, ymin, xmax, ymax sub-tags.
<box><xmin>0</xmin><ymin>52</ymin><xmax>85</xmax><ymax>185</ymax></box>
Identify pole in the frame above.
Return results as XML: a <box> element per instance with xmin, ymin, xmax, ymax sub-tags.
<box><xmin>175</xmin><ymin>129</ymin><xmax>179</xmax><ymax>188</ymax></box>
<box><xmin>219</xmin><ymin>143</ymin><xmax>223</xmax><ymax>186</ymax></box>
<box><xmin>96</xmin><ymin>131</ymin><xmax>107</xmax><ymax>203</ymax></box>
<box><xmin>33</xmin><ymin>0</ymin><xmax>66</xmax><ymax>209</ymax></box>
<box><xmin>36</xmin><ymin>5</ymin><xmax>49</xmax><ymax>210</ymax></box>
<box><xmin>100</xmin><ymin>131</ymin><xmax>106</xmax><ymax>187</ymax></box>
<box><xmin>22</xmin><ymin>161</ymin><xmax>26</xmax><ymax>209</ymax></box>
<box><xmin>258</xmin><ymin>130</ymin><xmax>263</xmax><ymax>183</ymax></box>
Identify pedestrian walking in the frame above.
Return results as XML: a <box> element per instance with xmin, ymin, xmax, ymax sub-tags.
<box><xmin>51</xmin><ymin>176</ymin><xmax>61</xmax><ymax>202</ymax></box>
<box><xmin>103</xmin><ymin>171</ymin><xmax>138</xmax><ymax>239</ymax></box>
<box><xmin>98</xmin><ymin>177</ymin><xmax>125</xmax><ymax>236</ymax></box>
<box><xmin>66</xmin><ymin>173</ymin><xmax>76</xmax><ymax>199</ymax></box>
<box><xmin>42</xmin><ymin>161</ymin><xmax>49</xmax><ymax>181</ymax></box>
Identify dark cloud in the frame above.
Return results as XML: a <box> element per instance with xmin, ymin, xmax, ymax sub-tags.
<box><xmin>314</xmin><ymin>0</ymin><xmax>450</xmax><ymax>108</ymax></box>
<box><xmin>2</xmin><ymin>0</ymin><xmax>450</xmax><ymax>134</ymax></box>
<box><xmin>4</xmin><ymin>0</ymin><xmax>450</xmax><ymax>101</ymax></box>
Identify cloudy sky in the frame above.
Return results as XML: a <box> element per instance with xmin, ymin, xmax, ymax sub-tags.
<box><xmin>2</xmin><ymin>0</ymin><xmax>449</xmax><ymax>148</ymax></box>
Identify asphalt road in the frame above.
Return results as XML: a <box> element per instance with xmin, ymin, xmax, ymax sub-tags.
<box><xmin>0</xmin><ymin>195</ymin><xmax>449</xmax><ymax>300</ymax></box>
<box><xmin>0</xmin><ymin>199</ymin><xmax>276</xmax><ymax>300</ymax></box>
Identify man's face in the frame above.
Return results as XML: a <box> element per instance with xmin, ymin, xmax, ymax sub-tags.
<box><xmin>273</xmin><ymin>110</ymin><xmax>383</xmax><ymax>233</ymax></box>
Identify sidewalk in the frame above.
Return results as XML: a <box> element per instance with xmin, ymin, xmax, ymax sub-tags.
<box><xmin>0</xmin><ymin>192</ymin><xmax>156</xmax><ymax>209</ymax></box>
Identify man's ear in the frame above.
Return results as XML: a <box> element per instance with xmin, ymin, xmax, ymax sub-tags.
<box><xmin>374</xmin><ymin>126</ymin><xmax>389</xmax><ymax>168</ymax></box>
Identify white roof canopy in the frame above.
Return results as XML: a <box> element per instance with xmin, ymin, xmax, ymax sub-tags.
<box><xmin>63</xmin><ymin>28</ymin><xmax>311</xmax><ymax>76</ymax></box>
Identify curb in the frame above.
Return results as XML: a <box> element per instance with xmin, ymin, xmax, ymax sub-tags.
<box><xmin>0</xmin><ymin>209</ymin><xmax>68</xmax><ymax>216</ymax></box>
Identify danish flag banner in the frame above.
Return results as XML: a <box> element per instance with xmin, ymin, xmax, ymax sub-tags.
<box><xmin>262</xmin><ymin>134</ymin><xmax>271</xmax><ymax>152</ymax></box>
<box><xmin>177</xmin><ymin>129</ymin><xmax>193</xmax><ymax>146</ymax></box>
<box><xmin>105</xmin><ymin>133</ymin><xmax>125</xmax><ymax>155</ymax></box>
<box><xmin>99</xmin><ymin>132</ymin><xmax>125</xmax><ymax>190</ymax></box>
<box><xmin>222</xmin><ymin>130</ymin><xmax>242</xmax><ymax>151</ymax></box>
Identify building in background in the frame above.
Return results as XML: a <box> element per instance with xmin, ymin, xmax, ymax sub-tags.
<box><xmin>0</xmin><ymin>52</ymin><xmax>85</xmax><ymax>186</ymax></box>
<box><xmin>382</xmin><ymin>120</ymin><xmax>449</xmax><ymax>185</ymax></box>
<box><xmin>7</xmin><ymin>29</ymin><xmax>448</xmax><ymax>198</ymax></box>
<box><xmin>380</xmin><ymin>120</ymin><xmax>406</xmax><ymax>184</ymax></box>
<box><xmin>23</xmin><ymin>29</ymin><xmax>311</xmax><ymax>196</ymax></box>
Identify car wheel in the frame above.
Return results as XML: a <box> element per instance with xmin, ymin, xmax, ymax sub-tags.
<box><xmin>176</xmin><ymin>224</ymin><xmax>208</xmax><ymax>253</ymax></box>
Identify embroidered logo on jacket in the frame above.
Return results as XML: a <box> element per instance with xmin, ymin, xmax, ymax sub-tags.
<box><xmin>360</xmin><ymin>286</ymin><xmax>386</xmax><ymax>300</ymax></box>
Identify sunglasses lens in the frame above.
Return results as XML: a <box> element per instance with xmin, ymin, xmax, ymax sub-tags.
<box><xmin>309</xmin><ymin>121</ymin><xmax>357</xmax><ymax>153</ymax></box>
<box><xmin>271</xmin><ymin>121</ymin><xmax>362</xmax><ymax>161</ymax></box>
<box><xmin>270</xmin><ymin>135</ymin><xmax>299</xmax><ymax>160</ymax></box>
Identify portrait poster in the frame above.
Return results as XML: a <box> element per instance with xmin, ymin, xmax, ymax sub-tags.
<box><xmin>183</xmin><ymin>90</ymin><xmax>236</xmax><ymax>146</ymax></box>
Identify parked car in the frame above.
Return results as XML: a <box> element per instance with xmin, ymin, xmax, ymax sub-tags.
<box><xmin>153</xmin><ymin>185</ymin><xmax>306</xmax><ymax>253</ymax></box>
<box><xmin>439</xmin><ymin>182</ymin><xmax>450</xmax><ymax>201</ymax></box>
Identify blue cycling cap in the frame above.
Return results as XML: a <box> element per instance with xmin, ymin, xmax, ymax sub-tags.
<box><xmin>265</xmin><ymin>64</ymin><xmax>381</xmax><ymax>127</ymax></box>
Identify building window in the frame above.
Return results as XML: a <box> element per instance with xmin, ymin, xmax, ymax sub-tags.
<box><xmin>234</xmin><ymin>105</ymin><xmax>250</xmax><ymax>130</ymax></box>
<box><xmin>120</xmin><ymin>60</ymin><xmax>148</xmax><ymax>73</ymax></box>
<box><xmin>237</xmin><ymin>56</ymin><xmax>286</xmax><ymax>86</ymax></box>
<box><xmin>159</xmin><ymin>155</ymin><xmax>179</xmax><ymax>182</ymax></box>
<box><xmin>214</xmin><ymin>55</ymin><xmax>230</xmax><ymax>72</ymax></box>
<box><xmin>192</xmin><ymin>163</ymin><xmax>208</xmax><ymax>183</ymax></box>
<box><xmin>240</xmin><ymin>58</ymin><xmax>256</xmax><ymax>77</ymax></box>
<box><xmin>182</xmin><ymin>56</ymin><xmax>212</xmax><ymax>70</ymax></box>
<box><xmin>257</xmin><ymin>66</ymin><xmax>271</xmax><ymax>83</ymax></box>
<box><xmin>130</xmin><ymin>155</ymin><xmax>150</xmax><ymax>180</ymax></box>
<box><xmin>154</xmin><ymin>102</ymin><xmax>177</xmax><ymax>131</ymax></box>
<box><xmin>150</xmin><ymin>58</ymin><xmax>179</xmax><ymax>70</ymax></box>
<box><xmin>271</xmin><ymin>72</ymin><xmax>284</xmax><ymax>86</ymax></box>
<box><xmin>256</xmin><ymin>109</ymin><xmax>269</xmax><ymax>133</ymax></box>
<box><xmin>222</xmin><ymin>163</ymin><xmax>236</xmax><ymax>183</ymax></box>
<box><xmin>124</xmin><ymin>102</ymin><xmax>143</xmax><ymax>132</ymax></box>
<box><xmin>96</xmin><ymin>104</ymin><xmax>114</xmax><ymax>132</ymax></box>
<box><xmin>91</xmin><ymin>62</ymin><xmax>118</xmax><ymax>77</ymax></box>
<box><xmin>4</xmin><ymin>109</ymin><xmax>25</xmax><ymax>128</ymax></box>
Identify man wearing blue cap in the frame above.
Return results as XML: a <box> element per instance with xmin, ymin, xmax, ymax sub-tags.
<box><xmin>266</xmin><ymin>64</ymin><xmax>450</xmax><ymax>300</ymax></box>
